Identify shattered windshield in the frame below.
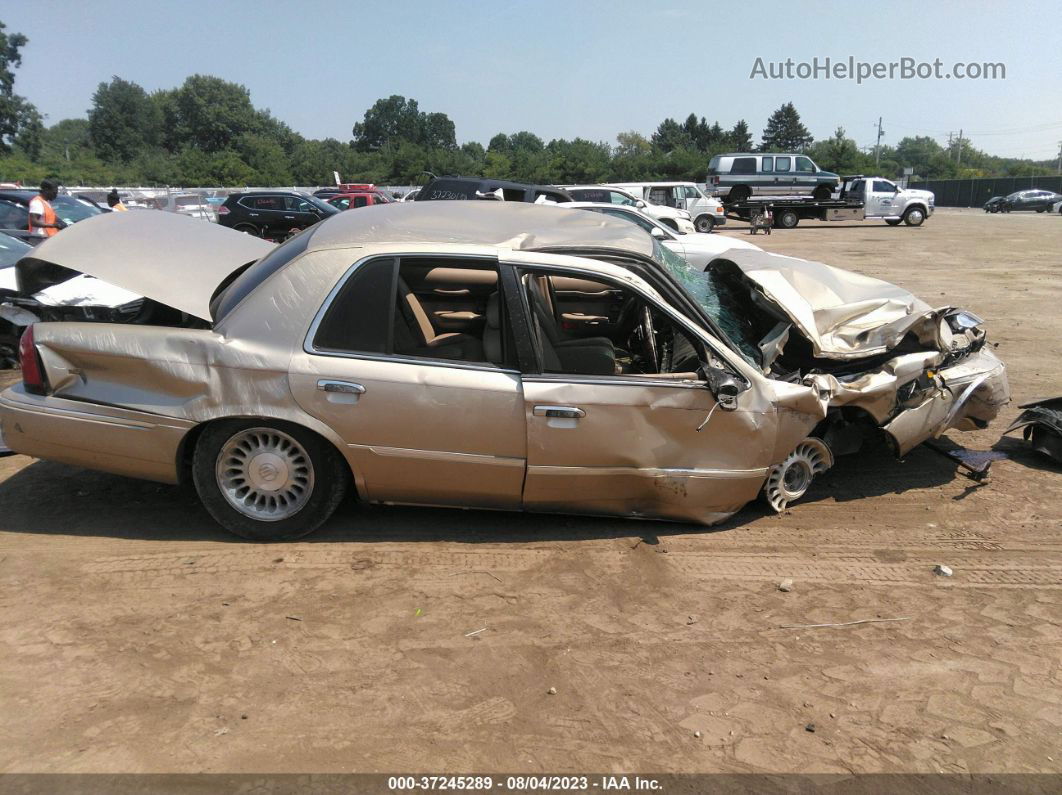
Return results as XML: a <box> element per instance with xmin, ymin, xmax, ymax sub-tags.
<box><xmin>651</xmin><ymin>239</ymin><xmax>764</xmax><ymax>367</ymax></box>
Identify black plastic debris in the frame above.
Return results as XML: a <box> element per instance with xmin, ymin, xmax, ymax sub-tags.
<box><xmin>0</xmin><ymin>427</ymin><xmax>11</xmax><ymax>457</ymax></box>
<box><xmin>1004</xmin><ymin>397</ymin><xmax>1062</xmax><ymax>464</ymax></box>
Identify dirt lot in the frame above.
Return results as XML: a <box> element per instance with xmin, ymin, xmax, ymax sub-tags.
<box><xmin>0</xmin><ymin>209</ymin><xmax>1059</xmax><ymax>775</ymax></box>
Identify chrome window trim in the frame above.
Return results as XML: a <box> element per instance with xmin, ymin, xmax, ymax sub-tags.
<box><xmin>302</xmin><ymin>252</ymin><xmax>519</xmax><ymax>376</ymax></box>
<box><xmin>523</xmin><ymin>374</ymin><xmax>705</xmax><ymax>390</ymax></box>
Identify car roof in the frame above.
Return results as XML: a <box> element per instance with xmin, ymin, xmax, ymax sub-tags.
<box><xmin>304</xmin><ymin>200</ymin><xmax>655</xmax><ymax>258</ymax></box>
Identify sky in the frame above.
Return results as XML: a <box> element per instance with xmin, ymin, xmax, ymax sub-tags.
<box><xmin>5</xmin><ymin>1</ymin><xmax>1062</xmax><ymax>161</ymax></box>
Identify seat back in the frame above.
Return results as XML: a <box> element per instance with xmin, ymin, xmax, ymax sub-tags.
<box><xmin>395</xmin><ymin>277</ymin><xmax>436</xmax><ymax>347</ymax></box>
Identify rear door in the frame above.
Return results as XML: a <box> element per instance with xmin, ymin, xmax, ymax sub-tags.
<box><xmin>289</xmin><ymin>254</ymin><xmax>526</xmax><ymax>508</ymax></box>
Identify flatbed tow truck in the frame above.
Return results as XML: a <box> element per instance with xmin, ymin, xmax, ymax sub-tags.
<box><xmin>722</xmin><ymin>175</ymin><xmax>935</xmax><ymax>229</ymax></box>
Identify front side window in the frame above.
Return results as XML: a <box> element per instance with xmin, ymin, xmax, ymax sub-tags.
<box><xmin>775</xmin><ymin>157</ymin><xmax>791</xmax><ymax>172</ymax></box>
<box><xmin>684</xmin><ymin>186</ymin><xmax>701</xmax><ymax>199</ymax></box>
<box><xmin>330</xmin><ymin>198</ymin><xmax>350</xmax><ymax>210</ymax></box>
<box><xmin>519</xmin><ymin>267</ymin><xmax>704</xmax><ymax>379</ymax></box>
<box><xmin>795</xmin><ymin>157</ymin><xmax>814</xmax><ymax>173</ymax></box>
<box><xmin>873</xmin><ymin>180</ymin><xmax>895</xmax><ymax>193</ymax></box>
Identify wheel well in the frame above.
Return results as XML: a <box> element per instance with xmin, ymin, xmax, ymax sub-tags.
<box><xmin>176</xmin><ymin>417</ymin><xmax>357</xmax><ymax>498</ymax></box>
<box><xmin>659</xmin><ymin>217</ymin><xmax>678</xmax><ymax>231</ymax></box>
<box><xmin>905</xmin><ymin>203</ymin><xmax>927</xmax><ymax>214</ymax></box>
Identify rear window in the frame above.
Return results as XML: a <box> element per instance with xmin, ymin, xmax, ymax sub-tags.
<box><xmin>417</xmin><ymin>180</ymin><xmax>477</xmax><ymax>200</ymax></box>
<box><xmin>707</xmin><ymin>156</ymin><xmax>720</xmax><ymax>175</ymax></box>
<box><xmin>210</xmin><ymin>229</ymin><xmax>313</xmax><ymax>322</ymax></box>
<box><xmin>731</xmin><ymin>157</ymin><xmax>757</xmax><ymax>175</ymax></box>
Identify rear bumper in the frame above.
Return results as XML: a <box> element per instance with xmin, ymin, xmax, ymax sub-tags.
<box><xmin>0</xmin><ymin>385</ymin><xmax>193</xmax><ymax>484</ymax></box>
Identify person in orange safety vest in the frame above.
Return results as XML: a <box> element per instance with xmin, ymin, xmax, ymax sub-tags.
<box><xmin>28</xmin><ymin>179</ymin><xmax>66</xmax><ymax>238</ymax></box>
<box><xmin>107</xmin><ymin>188</ymin><xmax>128</xmax><ymax>211</ymax></box>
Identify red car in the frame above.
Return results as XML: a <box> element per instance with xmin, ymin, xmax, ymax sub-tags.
<box><xmin>325</xmin><ymin>185</ymin><xmax>395</xmax><ymax>210</ymax></box>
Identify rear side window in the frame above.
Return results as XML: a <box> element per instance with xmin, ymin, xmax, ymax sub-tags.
<box><xmin>211</xmin><ymin>229</ymin><xmax>313</xmax><ymax>322</ymax></box>
<box><xmin>353</xmin><ymin>196</ymin><xmax>369</xmax><ymax>208</ymax></box>
<box><xmin>313</xmin><ymin>257</ymin><xmax>395</xmax><ymax>353</ymax></box>
<box><xmin>732</xmin><ymin>157</ymin><xmax>757</xmax><ymax>175</ymax></box>
<box><xmin>775</xmin><ymin>157</ymin><xmax>791</xmax><ymax>172</ymax></box>
<box><xmin>760</xmin><ymin>157</ymin><xmax>773</xmax><ymax>172</ymax></box>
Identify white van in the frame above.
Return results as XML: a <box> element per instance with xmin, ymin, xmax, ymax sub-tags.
<box><xmin>606</xmin><ymin>182</ymin><xmax>726</xmax><ymax>233</ymax></box>
<box><xmin>559</xmin><ymin>185</ymin><xmax>695</xmax><ymax>233</ymax></box>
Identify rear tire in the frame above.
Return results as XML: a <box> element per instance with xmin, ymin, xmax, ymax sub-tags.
<box><xmin>777</xmin><ymin>209</ymin><xmax>800</xmax><ymax>229</ymax></box>
<box><xmin>812</xmin><ymin>185</ymin><xmax>833</xmax><ymax>201</ymax></box>
<box><xmin>233</xmin><ymin>223</ymin><xmax>260</xmax><ymax>236</ymax></box>
<box><xmin>885</xmin><ymin>218</ymin><xmax>902</xmax><ymax>226</ymax></box>
<box><xmin>694</xmin><ymin>215</ymin><xmax>715</xmax><ymax>233</ymax></box>
<box><xmin>193</xmin><ymin>419</ymin><xmax>349</xmax><ymax>541</ymax></box>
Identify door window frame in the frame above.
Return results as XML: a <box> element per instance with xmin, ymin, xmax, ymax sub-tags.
<box><xmin>303</xmin><ymin>252</ymin><xmax>519</xmax><ymax>374</ymax></box>
<box><xmin>502</xmin><ymin>261</ymin><xmax>714</xmax><ymax>390</ymax></box>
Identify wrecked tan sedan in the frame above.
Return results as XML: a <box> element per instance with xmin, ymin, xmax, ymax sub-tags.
<box><xmin>0</xmin><ymin>203</ymin><xmax>1008</xmax><ymax>540</ymax></box>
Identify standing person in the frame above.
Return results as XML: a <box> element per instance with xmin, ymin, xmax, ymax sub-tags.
<box><xmin>107</xmin><ymin>189</ymin><xmax>128</xmax><ymax>211</ymax></box>
<box><xmin>28</xmin><ymin>179</ymin><xmax>66</xmax><ymax>238</ymax></box>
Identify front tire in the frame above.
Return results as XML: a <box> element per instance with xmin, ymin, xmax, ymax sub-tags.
<box><xmin>903</xmin><ymin>206</ymin><xmax>926</xmax><ymax>227</ymax></box>
<box><xmin>694</xmin><ymin>214</ymin><xmax>715</xmax><ymax>233</ymax></box>
<box><xmin>193</xmin><ymin>420</ymin><xmax>349</xmax><ymax>541</ymax></box>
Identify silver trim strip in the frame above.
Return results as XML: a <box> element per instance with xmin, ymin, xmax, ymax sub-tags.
<box><xmin>351</xmin><ymin>443</ymin><xmax>525</xmax><ymax>467</ymax></box>
<box><xmin>529</xmin><ymin>465</ymin><xmax>769</xmax><ymax>479</ymax></box>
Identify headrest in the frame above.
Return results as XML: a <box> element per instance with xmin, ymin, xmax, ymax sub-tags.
<box><xmin>486</xmin><ymin>292</ymin><xmax>500</xmax><ymax>328</ymax></box>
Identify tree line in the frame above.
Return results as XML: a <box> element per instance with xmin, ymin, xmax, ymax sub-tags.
<box><xmin>0</xmin><ymin>21</ymin><xmax>1055</xmax><ymax>188</ymax></box>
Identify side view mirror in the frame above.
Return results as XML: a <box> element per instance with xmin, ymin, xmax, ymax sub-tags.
<box><xmin>650</xmin><ymin>226</ymin><xmax>666</xmax><ymax>239</ymax></box>
<box><xmin>702</xmin><ymin>366</ymin><xmax>747</xmax><ymax>410</ymax></box>
<box><xmin>635</xmin><ymin>200</ymin><xmax>646</xmax><ymax>208</ymax></box>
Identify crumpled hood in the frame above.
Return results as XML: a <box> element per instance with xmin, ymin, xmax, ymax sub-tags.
<box><xmin>19</xmin><ymin>211</ymin><xmax>275</xmax><ymax>321</ymax></box>
<box><xmin>709</xmin><ymin>249</ymin><xmax>936</xmax><ymax>359</ymax></box>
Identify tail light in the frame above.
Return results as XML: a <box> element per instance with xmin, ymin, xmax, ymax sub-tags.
<box><xmin>217</xmin><ymin>205</ymin><xmax>230</xmax><ymax>216</ymax></box>
<box><xmin>18</xmin><ymin>325</ymin><xmax>48</xmax><ymax>395</ymax></box>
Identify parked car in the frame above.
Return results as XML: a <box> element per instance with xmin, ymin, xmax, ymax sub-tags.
<box><xmin>415</xmin><ymin>176</ymin><xmax>572</xmax><ymax>203</ymax></box>
<box><xmin>1053</xmin><ymin>198</ymin><xmax>1062</xmax><ymax>215</ymax></box>
<box><xmin>983</xmin><ymin>196</ymin><xmax>1007</xmax><ymax>213</ymax></box>
<box><xmin>561</xmin><ymin>185</ymin><xmax>696</xmax><ymax>232</ymax></box>
<box><xmin>0</xmin><ymin>190</ymin><xmax>105</xmax><ymax>232</ymax></box>
<box><xmin>0</xmin><ymin>204</ymin><xmax>1008</xmax><ymax>540</ymax></box>
<box><xmin>217</xmin><ymin>191</ymin><xmax>339</xmax><ymax>239</ymax></box>
<box><xmin>1001</xmin><ymin>189</ymin><xmax>1062</xmax><ymax>212</ymax></box>
<box><xmin>707</xmin><ymin>153</ymin><xmax>839</xmax><ymax>202</ymax></box>
<box><xmin>842</xmin><ymin>177</ymin><xmax>934</xmax><ymax>227</ymax></box>
<box><xmin>152</xmin><ymin>192</ymin><xmax>217</xmax><ymax>221</ymax></box>
<box><xmin>561</xmin><ymin>202</ymin><xmax>759</xmax><ymax>268</ymax></box>
<box><xmin>326</xmin><ymin>191</ymin><xmax>394</xmax><ymax>211</ymax></box>
<box><xmin>607</xmin><ymin>181</ymin><xmax>728</xmax><ymax>233</ymax></box>
<box><xmin>400</xmin><ymin>189</ymin><xmax>421</xmax><ymax>202</ymax></box>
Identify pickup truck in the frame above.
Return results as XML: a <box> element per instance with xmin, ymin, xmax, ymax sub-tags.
<box><xmin>844</xmin><ymin>177</ymin><xmax>934</xmax><ymax>226</ymax></box>
<box><xmin>723</xmin><ymin>175</ymin><xmax>935</xmax><ymax>229</ymax></box>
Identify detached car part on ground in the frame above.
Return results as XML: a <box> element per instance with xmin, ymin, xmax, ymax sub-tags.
<box><xmin>0</xmin><ymin>205</ymin><xmax>1009</xmax><ymax>541</ymax></box>
<box><xmin>1004</xmin><ymin>398</ymin><xmax>1062</xmax><ymax>464</ymax></box>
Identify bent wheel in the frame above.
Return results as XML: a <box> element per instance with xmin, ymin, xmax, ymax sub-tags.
<box><xmin>763</xmin><ymin>438</ymin><xmax>833</xmax><ymax>512</ymax></box>
<box><xmin>193</xmin><ymin>420</ymin><xmax>348</xmax><ymax>541</ymax></box>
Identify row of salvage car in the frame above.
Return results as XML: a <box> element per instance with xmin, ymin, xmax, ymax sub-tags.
<box><xmin>0</xmin><ymin>197</ymin><xmax>1028</xmax><ymax>540</ymax></box>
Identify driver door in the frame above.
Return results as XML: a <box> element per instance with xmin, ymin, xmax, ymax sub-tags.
<box><xmin>505</xmin><ymin>259</ymin><xmax>772</xmax><ymax>523</ymax></box>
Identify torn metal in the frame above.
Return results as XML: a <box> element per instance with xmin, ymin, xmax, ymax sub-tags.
<box><xmin>1004</xmin><ymin>397</ymin><xmax>1062</xmax><ymax>464</ymax></box>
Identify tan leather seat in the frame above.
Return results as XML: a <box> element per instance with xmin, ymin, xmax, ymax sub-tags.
<box><xmin>395</xmin><ymin>278</ymin><xmax>485</xmax><ymax>361</ymax></box>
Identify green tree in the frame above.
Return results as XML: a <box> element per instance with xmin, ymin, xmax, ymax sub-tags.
<box><xmin>352</xmin><ymin>95</ymin><xmax>456</xmax><ymax>152</ymax></box>
<box><xmin>651</xmin><ymin>118</ymin><xmax>693</xmax><ymax>152</ymax></box>
<box><xmin>88</xmin><ymin>77</ymin><xmax>163</xmax><ymax>162</ymax></box>
<box><xmin>808</xmin><ymin>127</ymin><xmax>865</xmax><ymax>174</ymax></box>
<box><xmin>171</xmin><ymin>75</ymin><xmax>259</xmax><ymax>153</ymax></box>
<box><xmin>728</xmin><ymin>120</ymin><xmax>753</xmax><ymax>151</ymax></box>
<box><xmin>0</xmin><ymin>21</ymin><xmax>40</xmax><ymax>154</ymax></box>
<box><xmin>761</xmin><ymin>102</ymin><xmax>813</xmax><ymax>151</ymax></box>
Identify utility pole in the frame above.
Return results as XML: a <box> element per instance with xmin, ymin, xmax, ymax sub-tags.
<box><xmin>946</xmin><ymin>132</ymin><xmax>954</xmax><ymax>160</ymax></box>
<box><xmin>956</xmin><ymin>129</ymin><xmax>963</xmax><ymax>167</ymax></box>
<box><xmin>1057</xmin><ymin>140</ymin><xmax>1061</xmax><ymax>175</ymax></box>
<box><xmin>875</xmin><ymin>117</ymin><xmax>884</xmax><ymax>167</ymax></box>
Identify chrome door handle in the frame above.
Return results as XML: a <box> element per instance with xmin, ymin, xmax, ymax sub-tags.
<box><xmin>533</xmin><ymin>405</ymin><xmax>585</xmax><ymax>419</ymax></box>
<box><xmin>284</xmin><ymin>215</ymin><xmax>295</xmax><ymax>219</ymax></box>
<box><xmin>317</xmin><ymin>380</ymin><xmax>365</xmax><ymax>395</ymax></box>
